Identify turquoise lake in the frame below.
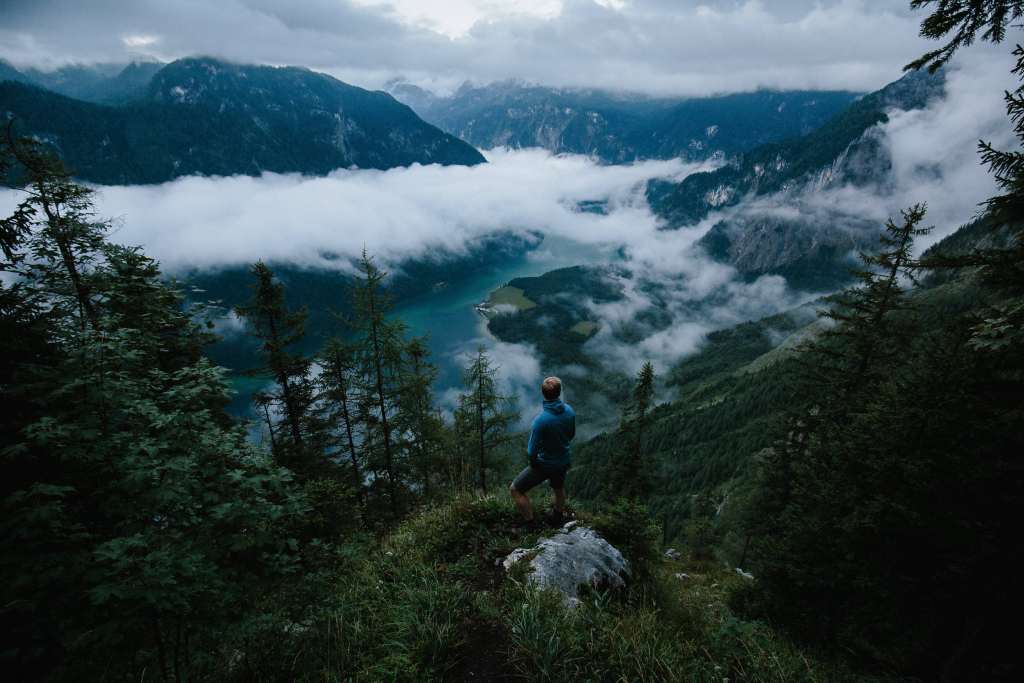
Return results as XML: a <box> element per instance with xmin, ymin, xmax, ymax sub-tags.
<box><xmin>227</xmin><ymin>234</ymin><xmax>613</xmax><ymax>417</ymax></box>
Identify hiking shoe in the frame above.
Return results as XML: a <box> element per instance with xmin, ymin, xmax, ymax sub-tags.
<box><xmin>544</xmin><ymin>510</ymin><xmax>566</xmax><ymax>528</ymax></box>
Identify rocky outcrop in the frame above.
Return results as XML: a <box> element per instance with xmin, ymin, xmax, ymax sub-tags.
<box><xmin>500</xmin><ymin>521</ymin><xmax>629</xmax><ymax>606</ymax></box>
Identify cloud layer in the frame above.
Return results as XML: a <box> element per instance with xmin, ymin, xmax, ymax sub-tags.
<box><xmin>0</xmin><ymin>49</ymin><xmax>1013</xmax><ymax>423</ymax></box>
<box><xmin>71</xmin><ymin>150</ymin><xmax>699</xmax><ymax>273</ymax></box>
<box><xmin>0</xmin><ymin>0</ymin><xmax>987</xmax><ymax>96</ymax></box>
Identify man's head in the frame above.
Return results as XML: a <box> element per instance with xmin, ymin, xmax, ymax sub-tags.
<box><xmin>541</xmin><ymin>376</ymin><xmax>562</xmax><ymax>401</ymax></box>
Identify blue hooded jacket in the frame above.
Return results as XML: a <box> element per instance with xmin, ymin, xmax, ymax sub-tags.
<box><xmin>527</xmin><ymin>399</ymin><xmax>576</xmax><ymax>469</ymax></box>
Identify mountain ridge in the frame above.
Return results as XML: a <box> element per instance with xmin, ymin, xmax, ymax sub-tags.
<box><xmin>0</xmin><ymin>57</ymin><xmax>485</xmax><ymax>184</ymax></box>
<box><xmin>388</xmin><ymin>78</ymin><xmax>862</xmax><ymax>163</ymax></box>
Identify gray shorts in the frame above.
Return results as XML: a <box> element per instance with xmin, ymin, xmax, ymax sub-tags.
<box><xmin>512</xmin><ymin>463</ymin><xmax>568</xmax><ymax>493</ymax></box>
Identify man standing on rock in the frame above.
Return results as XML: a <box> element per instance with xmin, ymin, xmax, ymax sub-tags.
<box><xmin>510</xmin><ymin>376</ymin><xmax>576</xmax><ymax>527</ymax></box>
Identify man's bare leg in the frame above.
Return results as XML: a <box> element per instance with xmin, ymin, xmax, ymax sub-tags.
<box><xmin>553</xmin><ymin>487</ymin><xmax>566</xmax><ymax>516</ymax></box>
<box><xmin>510</xmin><ymin>483</ymin><xmax>534</xmax><ymax>521</ymax></box>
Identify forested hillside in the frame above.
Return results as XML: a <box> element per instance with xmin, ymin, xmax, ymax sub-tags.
<box><xmin>0</xmin><ymin>57</ymin><xmax>484</xmax><ymax>184</ymax></box>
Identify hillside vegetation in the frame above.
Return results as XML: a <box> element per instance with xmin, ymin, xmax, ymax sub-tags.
<box><xmin>0</xmin><ymin>57</ymin><xmax>484</xmax><ymax>184</ymax></box>
<box><xmin>2</xmin><ymin>2</ymin><xmax>1023</xmax><ymax>680</ymax></box>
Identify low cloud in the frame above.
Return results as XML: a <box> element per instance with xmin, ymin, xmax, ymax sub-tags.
<box><xmin>712</xmin><ymin>52</ymin><xmax>1016</xmax><ymax>258</ymax></box>
<box><xmin>54</xmin><ymin>149</ymin><xmax>698</xmax><ymax>274</ymax></box>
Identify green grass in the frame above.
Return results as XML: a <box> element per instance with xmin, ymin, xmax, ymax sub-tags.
<box><xmin>223</xmin><ymin>496</ymin><xmax>889</xmax><ymax>681</ymax></box>
<box><xmin>489</xmin><ymin>285</ymin><xmax>537</xmax><ymax>311</ymax></box>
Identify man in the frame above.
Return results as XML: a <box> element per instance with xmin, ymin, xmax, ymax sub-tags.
<box><xmin>510</xmin><ymin>376</ymin><xmax>576</xmax><ymax>527</ymax></box>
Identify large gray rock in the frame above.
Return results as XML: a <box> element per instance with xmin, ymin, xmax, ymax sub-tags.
<box><xmin>500</xmin><ymin>521</ymin><xmax>629</xmax><ymax>606</ymax></box>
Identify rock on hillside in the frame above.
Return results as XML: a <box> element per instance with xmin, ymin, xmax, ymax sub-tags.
<box><xmin>501</xmin><ymin>521</ymin><xmax>629</xmax><ymax>606</ymax></box>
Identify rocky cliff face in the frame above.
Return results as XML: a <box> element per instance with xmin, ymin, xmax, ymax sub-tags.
<box><xmin>650</xmin><ymin>68</ymin><xmax>947</xmax><ymax>289</ymax></box>
<box><xmin>650</xmin><ymin>68</ymin><xmax>945</xmax><ymax>226</ymax></box>
<box><xmin>390</xmin><ymin>79</ymin><xmax>859</xmax><ymax>163</ymax></box>
<box><xmin>698</xmin><ymin>212</ymin><xmax>879</xmax><ymax>290</ymax></box>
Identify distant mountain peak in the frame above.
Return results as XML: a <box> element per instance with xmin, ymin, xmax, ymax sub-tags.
<box><xmin>1</xmin><ymin>56</ymin><xmax>485</xmax><ymax>184</ymax></box>
<box><xmin>392</xmin><ymin>80</ymin><xmax>862</xmax><ymax>163</ymax></box>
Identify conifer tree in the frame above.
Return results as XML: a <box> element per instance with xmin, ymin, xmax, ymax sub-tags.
<box><xmin>396</xmin><ymin>336</ymin><xmax>445</xmax><ymax>498</ymax></box>
<box><xmin>908</xmin><ymin>2</ymin><xmax>1024</xmax><ymax>291</ymax></box>
<box><xmin>0</xmin><ymin>144</ymin><xmax>310</xmax><ymax>680</ymax></box>
<box><xmin>806</xmin><ymin>204</ymin><xmax>930</xmax><ymax>403</ymax></box>
<box><xmin>610</xmin><ymin>361</ymin><xmax>655</xmax><ymax>500</ymax></box>
<box><xmin>1</xmin><ymin>130</ymin><xmax>104</xmax><ymax>330</ymax></box>
<box><xmin>351</xmin><ymin>250</ymin><xmax>406</xmax><ymax>516</ymax></box>
<box><xmin>236</xmin><ymin>261</ymin><xmax>314</xmax><ymax>465</ymax></box>
<box><xmin>906</xmin><ymin>0</ymin><xmax>1024</xmax><ymax>72</ymax></box>
<box><xmin>456</xmin><ymin>347</ymin><xmax>514</xmax><ymax>494</ymax></box>
<box><xmin>318</xmin><ymin>337</ymin><xmax>366</xmax><ymax>505</ymax></box>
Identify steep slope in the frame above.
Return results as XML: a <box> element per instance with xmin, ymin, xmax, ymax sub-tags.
<box><xmin>640</xmin><ymin>68</ymin><xmax>946</xmax><ymax>289</ymax></box>
<box><xmin>648</xmin><ymin>68</ymin><xmax>945</xmax><ymax>226</ymax></box>
<box><xmin>390</xmin><ymin>80</ymin><xmax>859</xmax><ymax>163</ymax></box>
<box><xmin>571</xmin><ymin>213</ymin><xmax>997</xmax><ymax>543</ymax></box>
<box><xmin>0</xmin><ymin>57</ymin><xmax>484</xmax><ymax>184</ymax></box>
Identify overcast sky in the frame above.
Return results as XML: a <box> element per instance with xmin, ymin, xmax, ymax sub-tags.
<box><xmin>0</xmin><ymin>0</ymin><xmax>970</xmax><ymax>95</ymax></box>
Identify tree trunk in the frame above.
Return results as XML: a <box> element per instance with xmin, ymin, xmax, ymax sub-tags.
<box><xmin>334</xmin><ymin>354</ymin><xmax>365</xmax><ymax>505</ymax></box>
<box><xmin>262</xmin><ymin>402</ymin><xmax>278</xmax><ymax>458</ymax></box>
<box><xmin>477</xmin><ymin>362</ymin><xmax>487</xmax><ymax>494</ymax></box>
<box><xmin>266</xmin><ymin>312</ymin><xmax>304</xmax><ymax>451</ymax></box>
<box><xmin>368</xmin><ymin>291</ymin><xmax>397</xmax><ymax>515</ymax></box>
<box><xmin>38</xmin><ymin>190</ymin><xmax>99</xmax><ymax>329</ymax></box>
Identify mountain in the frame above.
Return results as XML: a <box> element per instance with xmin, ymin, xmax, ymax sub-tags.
<box><xmin>0</xmin><ymin>60</ymin><xmax>32</xmax><ymax>85</ymax></box>
<box><xmin>644</xmin><ymin>68</ymin><xmax>947</xmax><ymax>290</ymax></box>
<box><xmin>20</xmin><ymin>60</ymin><xmax>165</xmax><ymax>104</ymax></box>
<box><xmin>649</xmin><ymin>68</ymin><xmax>945</xmax><ymax>225</ymax></box>
<box><xmin>388</xmin><ymin>79</ymin><xmax>860</xmax><ymax>163</ymax></box>
<box><xmin>0</xmin><ymin>57</ymin><xmax>485</xmax><ymax>184</ymax></box>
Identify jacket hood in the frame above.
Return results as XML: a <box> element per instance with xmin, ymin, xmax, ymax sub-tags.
<box><xmin>543</xmin><ymin>399</ymin><xmax>566</xmax><ymax>414</ymax></box>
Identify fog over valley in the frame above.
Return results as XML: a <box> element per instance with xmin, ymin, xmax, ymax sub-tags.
<box><xmin>0</xmin><ymin>53</ymin><xmax>1009</xmax><ymax>413</ymax></box>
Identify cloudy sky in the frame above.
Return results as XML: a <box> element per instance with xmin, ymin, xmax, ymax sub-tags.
<box><xmin>0</xmin><ymin>0</ymin><xmax>968</xmax><ymax>95</ymax></box>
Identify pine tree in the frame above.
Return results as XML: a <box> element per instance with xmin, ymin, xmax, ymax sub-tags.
<box><xmin>1</xmin><ymin>130</ymin><xmax>104</xmax><ymax>330</ymax></box>
<box><xmin>318</xmin><ymin>337</ymin><xmax>366</xmax><ymax>505</ymax></box>
<box><xmin>610</xmin><ymin>361</ymin><xmax>655</xmax><ymax>500</ymax></box>
<box><xmin>742</xmin><ymin>208</ymin><xmax>933</xmax><ymax>636</ymax></box>
<box><xmin>0</xmin><ymin>144</ymin><xmax>310</xmax><ymax>679</ymax></box>
<box><xmin>236</xmin><ymin>261</ymin><xmax>314</xmax><ymax>466</ymax></box>
<box><xmin>906</xmin><ymin>1</ymin><xmax>1024</xmax><ymax>72</ymax></box>
<box><xmin>805</xmin><ymin>204</ymin><xmax>931</xmax><ymax>404</ymax></box>
<box><xmin>735</xmin><ymin>205</ymin><xmax>1024</xmax><ymax>675</ymax></box>
<box><xmin>456</xmin><ymin>347</ymin><xmax>514</xmax><ymax>494</ymax></box>
<box><xmin>351</xmin><ymin>250</ymin><xmax>406</xmax><ymax>517</ymax></box>
<box><xmin>396</xmin><ymin>336</ymin><xmax>445</xmax><ymax>499</ymax></box>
